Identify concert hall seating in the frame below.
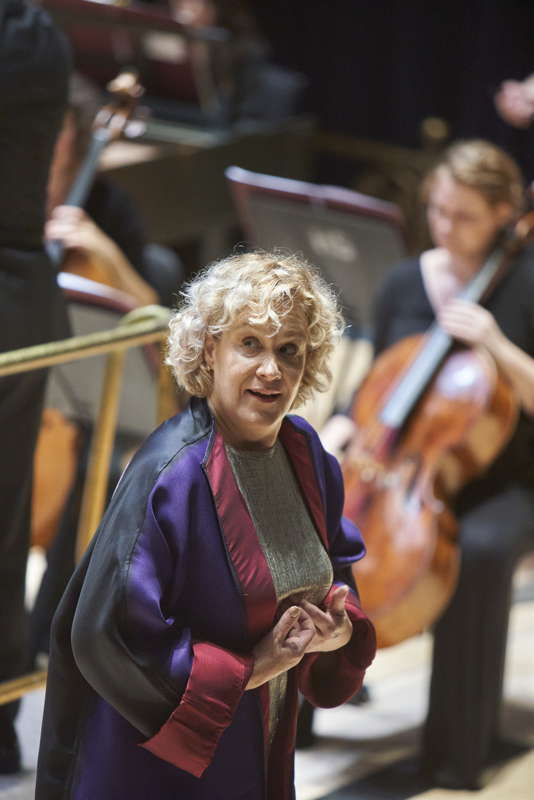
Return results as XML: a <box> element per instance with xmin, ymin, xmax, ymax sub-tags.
<box><xmin>42</xmin><ymin>0</ymin><xmax>231</xmax><ymax>125</ymax></box>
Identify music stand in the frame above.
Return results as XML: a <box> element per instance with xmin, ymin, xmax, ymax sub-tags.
<box><xmin>225</xmin><ymin>166</ymin><xmax>407</xmax><ymax>336</ymax></box>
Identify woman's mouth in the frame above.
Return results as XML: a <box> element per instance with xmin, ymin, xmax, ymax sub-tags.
<box><xmin>247</xmin><ymin>389</ymin><xmax>281</xmax><ymax>403</ymax></box>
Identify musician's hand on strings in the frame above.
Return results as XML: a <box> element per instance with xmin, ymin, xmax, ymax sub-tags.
<box><xmin>300</xmin><ymin>586</ymin><xmax>353</xmax><ymax>654</ymax></box>
<box><xmin>45</xmin><ymin>205</ymin><xmax>158</xmax><ymax>305</ymax></box>
<box><xmin>439</xmin><ymin>299</ymin><xmax>505</xmax><ymax>354</ymax></box>
<box><xmin>46</xmin><ymin>206</ymin><xmax>113</xmax><ymax>264</ymax></box>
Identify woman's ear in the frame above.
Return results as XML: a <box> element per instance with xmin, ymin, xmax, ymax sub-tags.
<box><xmin>204</xmin><ymin>334</ymin><xmax>216</xmax><ymax>368</ymax></box>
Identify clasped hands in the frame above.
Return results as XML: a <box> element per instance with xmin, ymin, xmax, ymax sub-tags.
<box><xmin>246</xmin><ymin>586</ymin><xmax>352</xmax><ymax>690</ymax></box>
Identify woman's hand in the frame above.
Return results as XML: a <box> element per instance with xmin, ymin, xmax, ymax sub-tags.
<box><xmin>439</xmin><ymin>299</ymin><xmax>504</xmax><ymax>355</ymax></box>
<box><xmin>246</xmin><ymin>606</ymin><xmax>315</xmax><ymax>690</ymax></box>
<box><xmin>300</xmin><ymin>586</ymin><xmax>353</xmax><ymax>654</ymax></box>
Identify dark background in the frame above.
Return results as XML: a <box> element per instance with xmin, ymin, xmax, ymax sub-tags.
<box><xmin>251</xmin><ymin>0</ymin><xmax>534</xmax><ymax>178</ymax></box>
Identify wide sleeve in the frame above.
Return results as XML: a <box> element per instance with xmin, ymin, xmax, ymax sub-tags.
<box><xmin>70</xmin><ymin>469</ymin><xmax>253</xmax><ymax>778</ymax></box>
<box><xmin>297</xmin><ymin>447</ymin><xmax>376</xmax><ymax>707</ymax></box>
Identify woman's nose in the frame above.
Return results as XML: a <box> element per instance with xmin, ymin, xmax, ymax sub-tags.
<box><xmin>257</xmin><ymin>353</ymin><xmax>281</xmax><ymax>379</ymax></box>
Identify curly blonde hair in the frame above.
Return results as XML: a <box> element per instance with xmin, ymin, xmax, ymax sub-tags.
<box><xmin>166</xmin><ymin>251</ymin><xmax>345</xmax><ymax>407</ymax></box>
<box><xmin>422</xmin><ymin>139</ymin><xmax>524</xmax><ymax>214</ymax></box>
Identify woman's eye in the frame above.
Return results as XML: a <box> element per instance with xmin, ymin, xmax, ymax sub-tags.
<box><xmin>242</xmin><ymin>337</ymin><xmax>259</xmax><ymax>350</ymax></box>
<box><xmin>280</xmin><ymin>342</ymin><xmax>298</xmax><ymax>356</ymax></box>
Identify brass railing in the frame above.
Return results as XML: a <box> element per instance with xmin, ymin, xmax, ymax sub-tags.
<box><xmin>0</xmin><ymin>305</ymin><xmax>177</xmax><ymax>705</ymax></box>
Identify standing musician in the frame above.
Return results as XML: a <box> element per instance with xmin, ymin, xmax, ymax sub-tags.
<box><xmin>0</xmin><ymin>0</ymin><xmax>71</xmax><ymax>774</ymax></box>
<box><xmin>36</xmin><ymin>251</ymin><xmax>376</xmax><ymax>799</ymax></box>
<box><xmin>326</xmin><ymin>139</ymin><xmax>534</xmax><ymax>790</ymax></box>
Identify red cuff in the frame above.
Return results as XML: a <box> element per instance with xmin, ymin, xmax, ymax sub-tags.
<box><xmin>141</xmin><ymin>641</ymin><xmax>253</xmax><ymax>777</ymax></box>
<box><xmin>298</xmin><ymin>586</ymin><xmax>376</xmax><ymax>708</ymax></box>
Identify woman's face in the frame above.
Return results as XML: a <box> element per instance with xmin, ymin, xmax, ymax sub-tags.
<box><xmin>204</xmin><ymin>314</ymin><xmax>307</xmax><ymax>449</ymax></box>
<box><xmin>426</xmin><ymin>169</ymin><xmax>512</xmax><ymax>264</ymax></box>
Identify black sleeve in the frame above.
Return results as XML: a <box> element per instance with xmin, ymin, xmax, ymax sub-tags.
<box><xmin>86</xmin><ymin>177</ymin><xmax>147</xmax><ymax>274</ymax></box>
<box><xmin>370</xmin><ymin>258</ymin><xmax>423</xmax><ymax>357</ymax></box>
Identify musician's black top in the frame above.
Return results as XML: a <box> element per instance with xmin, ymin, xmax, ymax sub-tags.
<box><xmin>0</xmin><ymin>0</ymin><xmax>71</xmax><ymax>249</ymax></box>
<box><xmin>86</xmin><ymin>177</ymin><xmax>146</xmax><ymax>276</ymax></box>
<box><xmin>371</xmin><ymin>247</ymin><xmax>534</xmax><ymax>497</ymax></box>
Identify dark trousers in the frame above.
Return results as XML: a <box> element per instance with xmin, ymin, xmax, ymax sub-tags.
<box><xmin>422</xmin><ymin>483</ymin><xmax>534</xmax><ymax>784</ymax></box>
<box><xmin>0</xmin><ymin>251</ymin><xmax>69</xmax><ymax>737</ymax></box>
<box><xmin>0</xmin><ymin>373</ymin><xmax>46</xmax><ymax>683</ymax></box>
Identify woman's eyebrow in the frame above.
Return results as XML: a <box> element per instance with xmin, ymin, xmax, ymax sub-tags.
<box><xmin>281</xmin><ymin>330</ymin><xmax>307</xmax><ymax>341</ymax></box>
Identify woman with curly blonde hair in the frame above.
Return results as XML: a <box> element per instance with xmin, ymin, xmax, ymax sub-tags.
<box><xmin>37</xmin><ymin>250</ymin><xmax>376</xmax><ymax>800</ymax></box>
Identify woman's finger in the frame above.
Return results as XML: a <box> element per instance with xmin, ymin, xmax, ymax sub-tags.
<box><xmin>327</xmin><ymin>586</ymin><xmax>349</xmax><ymax>617</ymax></box>
<box><xmin>286</xmin><ymin>623</ymin><xmax>315</xmax><ymax>652</ymax></box>
<box><xmin>300</xmin><ymin>600</ymin><xmax>332</xmax><ymax>632</ymax></box>
<box><xmin>275</xmin><ymin>606</ymin><xmax>308</xmax><ymax>643</ymax></box>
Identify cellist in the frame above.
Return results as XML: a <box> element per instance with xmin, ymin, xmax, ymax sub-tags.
<box><xmin>326</xmin><ymin>139</ymin><xmax>534</xmax><ymax>790</ymax></box>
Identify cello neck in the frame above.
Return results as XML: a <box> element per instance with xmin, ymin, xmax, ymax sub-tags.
<box><xmin>64</xmin><ymin>129</ymin><xmax>111</xmax><ymax>209</ymax></box>
<box><xmin>379</xmin><ymin>238</ymin><xmax>509</xmax><ymax>430</ymax></box>
<box><xmin>46</xmin><ymin>70</ymin><xmax>144</xmax><ymax>270</ymax></box>
<box><xmin>46</xmin><ymin>130</ymin><xmax>111</xmax><ymax>268</ymax></box>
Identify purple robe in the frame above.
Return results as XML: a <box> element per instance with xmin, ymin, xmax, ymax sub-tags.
<box><xmin>36</xmin><ymin>398</ymin><xmax>376</xmax><ymax>799</ymax></box>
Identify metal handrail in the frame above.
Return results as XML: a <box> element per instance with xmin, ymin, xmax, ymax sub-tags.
<box><xmin>0</xmin><ymin>305</ymin><xmax>171</xmax><ymax>377</ymax></box>
<box><xmin>0</xmin><ymin>305</ymin><xmax>177</xmax><ymax>706</ymax></box>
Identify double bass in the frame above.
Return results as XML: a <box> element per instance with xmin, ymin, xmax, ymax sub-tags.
<box><xmin>342</xmin><ymin>218</ymin><xmax>534</xmax><ymax>648</ymax></box>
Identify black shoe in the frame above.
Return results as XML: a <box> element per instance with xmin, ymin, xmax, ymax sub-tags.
<box><xmin>432</xmin><ymin>766</ymin><xmax>481</xmax><ymax>791</ymax></box>
<box><xmin>488</xmin><ymin>737</ymin><xmax>531</xmax><ymax>765</ymax></box>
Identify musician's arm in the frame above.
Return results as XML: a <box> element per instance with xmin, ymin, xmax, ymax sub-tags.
<box><xmin>319</xmin><ymin>282</ymin><xmax>390</xmax><ymax>456</ymax></box>
<box><xmin>46</xmin><ymin>205</ymin><xmax>158</xmax><ymax>306</ymax></box>
<box><xmin>83</xmin><ymin>227</ymin><xmax>158</xmax><ymax>307</ymax></box>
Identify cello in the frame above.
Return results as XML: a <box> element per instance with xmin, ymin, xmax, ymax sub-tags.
<box><xmin>342</xmin><ymin>216</ymin><xmax>534</xmax><ymax>648</ymax></box>
<box><xmin>46</xmin><ymin>69</ymin><xmax>145</xmax><ymax>290</ymax></box>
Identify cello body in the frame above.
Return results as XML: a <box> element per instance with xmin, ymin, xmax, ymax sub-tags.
<box><xmin>343</xmin><ymin>334</ymin><xmax>518</xmax><ymax>648</ymax></box>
